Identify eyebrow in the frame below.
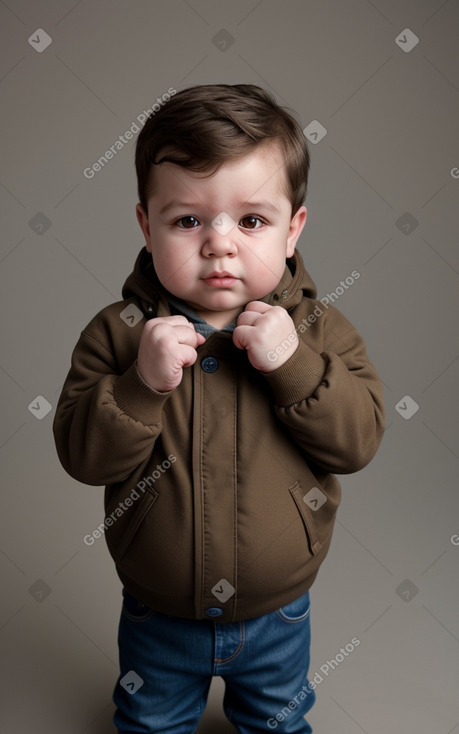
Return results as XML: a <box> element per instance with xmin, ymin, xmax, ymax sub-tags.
<box><xmin>244</xmin><ymin>200</ymin><xmax>280</xmax><ymax>213</ymax></box>
<box><xmin>159</xmin><ymin>201</ymin><xmax>199</xmax><ymax>216</ymax></box>
<box><xmin>159</xmin><ymin>199</ymin><xmax>280</xmax><ymax>216</ymax></box>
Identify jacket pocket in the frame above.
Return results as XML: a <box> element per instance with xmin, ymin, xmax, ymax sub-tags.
<box><xmin>289</xmin><ymin>481</ymin><xmax>321</xmax><ymax>556</ymax></box>
<box><xmin>105</xmin><ymin>486</ymin><xmax>159</xmax><ymax>563</ymax></box>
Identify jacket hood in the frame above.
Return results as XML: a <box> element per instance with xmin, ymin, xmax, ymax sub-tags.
<box><xmin>122</xmin><ymin>247</ymin><xmax>317</xmax><ymax>312</ymax></box>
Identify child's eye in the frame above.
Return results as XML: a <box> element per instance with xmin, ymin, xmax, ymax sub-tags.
<box><xmin>176</xmin><ymin>216</ymin><xmax>200</xmax><ymax>229</ymax></box>
<box><xmin>239</xmin><ymin>216</ymin><xmax>264</xmax><ymax>230</ymax></box>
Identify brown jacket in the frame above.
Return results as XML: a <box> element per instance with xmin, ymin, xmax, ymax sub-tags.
<box><xmin>53</xmin><ymin>248</ymin><xmax>385</xmax><ymax>622</ymax></box>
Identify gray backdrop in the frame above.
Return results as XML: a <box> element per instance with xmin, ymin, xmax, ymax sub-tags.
<box><xmin>1</xmin><ymin>1</ymin><xmax>458</xmax><ymax>732</ymax></box>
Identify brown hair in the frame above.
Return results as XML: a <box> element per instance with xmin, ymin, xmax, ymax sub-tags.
<box><xmin>135</xmin><ymin>84</ymin><xmax>310</xmax><ymax>216</ymax></box>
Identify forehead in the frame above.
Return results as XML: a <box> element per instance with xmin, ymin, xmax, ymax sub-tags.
<box><xmin>148</xmin><ymin>140</ymin><xmax>290</xmax><ymax>206</ymax></box>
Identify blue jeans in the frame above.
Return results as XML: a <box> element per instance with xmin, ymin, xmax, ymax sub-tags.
<box><xmin>113</xmin><ymin>589</ymin><xmax>315</xmax><ymax>733</ymax></box>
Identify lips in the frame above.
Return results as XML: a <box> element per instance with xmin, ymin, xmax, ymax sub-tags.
<box><xmin>203</xmin><ymin>271</ymin><xmax>239</xmax><ymax>287</ymax></box>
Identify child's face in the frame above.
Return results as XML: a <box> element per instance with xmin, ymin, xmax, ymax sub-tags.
<box><xmin>136</xmin><ymin>141</ymin><xmax>307</xmax><ymax>328</ymax></box>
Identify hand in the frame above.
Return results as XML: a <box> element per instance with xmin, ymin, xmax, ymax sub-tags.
<box><xmin>137</xmin><ymin>316</ymin><xmax>206</xmax><ymax>391</ymax></box>
<box><xmin>233</xmin><ymin>301</ymin><xmax>298</xmax><ymax>372</ymax></box>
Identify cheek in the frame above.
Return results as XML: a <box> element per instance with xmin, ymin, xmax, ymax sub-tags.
<box><xmin>153</xmin><ymin>251</ymin><xmax>200</xmax><ymax>294</ymax></box>
<box><xmin>248</xmin><ymin>261</ymin><xmax>285</xmax><ymax>299</ymax></box>
<box><xmin>152</xmin><ymin>237</ymin><xmax>195</xmax><ymax>276</ymax></box>
<box><xmin>249</xmin><ymin>245</ymin><xmax>287</xmax><ymax>281</ymax></box>
<box><xmin>150</xmin><ymin>249</ymin><xmax>174</xmax><ymax>287</ymax></box>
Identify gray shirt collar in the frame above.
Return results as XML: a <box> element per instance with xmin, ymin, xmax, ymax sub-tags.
<box><xmin>167</xmin><ymin>292</ymin><xmax>237</xmax><ymax>338</ymax></box>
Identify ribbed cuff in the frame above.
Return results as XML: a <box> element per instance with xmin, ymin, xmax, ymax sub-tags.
<box><xmin>262</xmin><ymin>341</ymin><xmax>327</xmax><ymax>406</ymax></box>
<box><xmin>113</xmin><ymin>361</ymin><xmax>172</xmax><ymax>425</ymax></box>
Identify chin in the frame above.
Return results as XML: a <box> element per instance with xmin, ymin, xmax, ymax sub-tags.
<box><xmin>204</xmin><ymin>293</ymin><xmax>243</xmax><ymax>306</ymax></box>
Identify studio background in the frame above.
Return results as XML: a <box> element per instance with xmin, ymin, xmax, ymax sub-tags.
<box><xmin>1</xmin><ymin>1</ymin><xmax>458</xmax><ymax>732</ymax></box>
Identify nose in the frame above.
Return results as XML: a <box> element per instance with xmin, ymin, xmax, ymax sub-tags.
<box><xmin>201</xmin><ymin>224</ymin><xmax>238</xmax><ymax>258</ymax></box>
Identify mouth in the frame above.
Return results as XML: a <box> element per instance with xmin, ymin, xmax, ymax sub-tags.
<box><xmin>203</xmin><ymin>271</ymin><xmax>239</xmax><ymax>288</ymax></box>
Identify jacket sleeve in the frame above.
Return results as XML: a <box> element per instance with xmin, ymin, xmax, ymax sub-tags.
<box><xmin>53</xmin><ymin>323</ymin><xmax>172</xmax><ymax>487</ymax></box>
<box><xmin>262</xmin><ymin>308</ymin><xmax>386</xmax><ymax>474</ymax></box>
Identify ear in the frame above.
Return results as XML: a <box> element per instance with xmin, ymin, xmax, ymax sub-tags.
<box><xmin>136</xmin><ymin>203</ymin><xmax>152</xmax><ymax>253</ymax></box>
<box><xmin>286</xmin><ymin>205</ymin><xmax>307</xmax><ymax>258</ymax></box>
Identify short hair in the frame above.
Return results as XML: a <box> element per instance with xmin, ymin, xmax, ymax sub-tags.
<box><xmin>135</xmin><ymin>84</ymin><xmax>310</xmax><ymax>216</ymax></box>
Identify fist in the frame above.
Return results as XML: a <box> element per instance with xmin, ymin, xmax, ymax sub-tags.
<box><xmin>137</xmin><ymin>315</ymin><xmax>206</xmax><ymax>391</ymax></box>
<box><xmin>233</xmin><ymin>301</ymin><xmax>298</xmax><ymax>372</ymax></box>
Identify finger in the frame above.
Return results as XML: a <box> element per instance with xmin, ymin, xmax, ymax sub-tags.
<box><xmin>177</xmin><ymin>344</ymin><xmax>202</xmax><ymax>368</ymax></box>
<box><xmin>232</xmin><ymin>324</ymin><xmax>252</xmax><ymax>351</ymax></box>
<box><xmin>173</xmin><ymin>324</ymin><xmax>206</xmax><ymax>347</ymax></box>
<box><xmin>151</xmin><ymin>324</ymin><xmax>203</xmax><ymax>348</ymax></box>
<box><xmin>236</xmin><ymin>310</ymin><xmax>260</xmax><ymax>327</ymax></box>
<box><xmin>170</xmin><ymin>325</ymin><xmax>205</xmax><ymax>347</ymax></box>
<box><xmin>149</xmin><ymin>315</ymin><xmax>195</xmax><ymax>327</ymax></box>
<box><xmin>243</xmin><ymin>301</ymin><xmax>273</xmax><ymax>315</ymax></box>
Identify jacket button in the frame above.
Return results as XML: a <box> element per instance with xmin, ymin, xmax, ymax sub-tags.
<box><xmin>205</xmin><ymin>607</ymin><xmax>223</xmax><ymax>618</ymax></box>
<box><xmin>201</xmin><ymin>356</ymin><xmax>218</xmax><ymax>373</ymax></box>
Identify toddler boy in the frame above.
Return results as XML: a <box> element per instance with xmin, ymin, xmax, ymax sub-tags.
<box><xmin>53</xmin><ymin>84</ymin><xmax>385</xmax><ymax>733</ymax></box>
